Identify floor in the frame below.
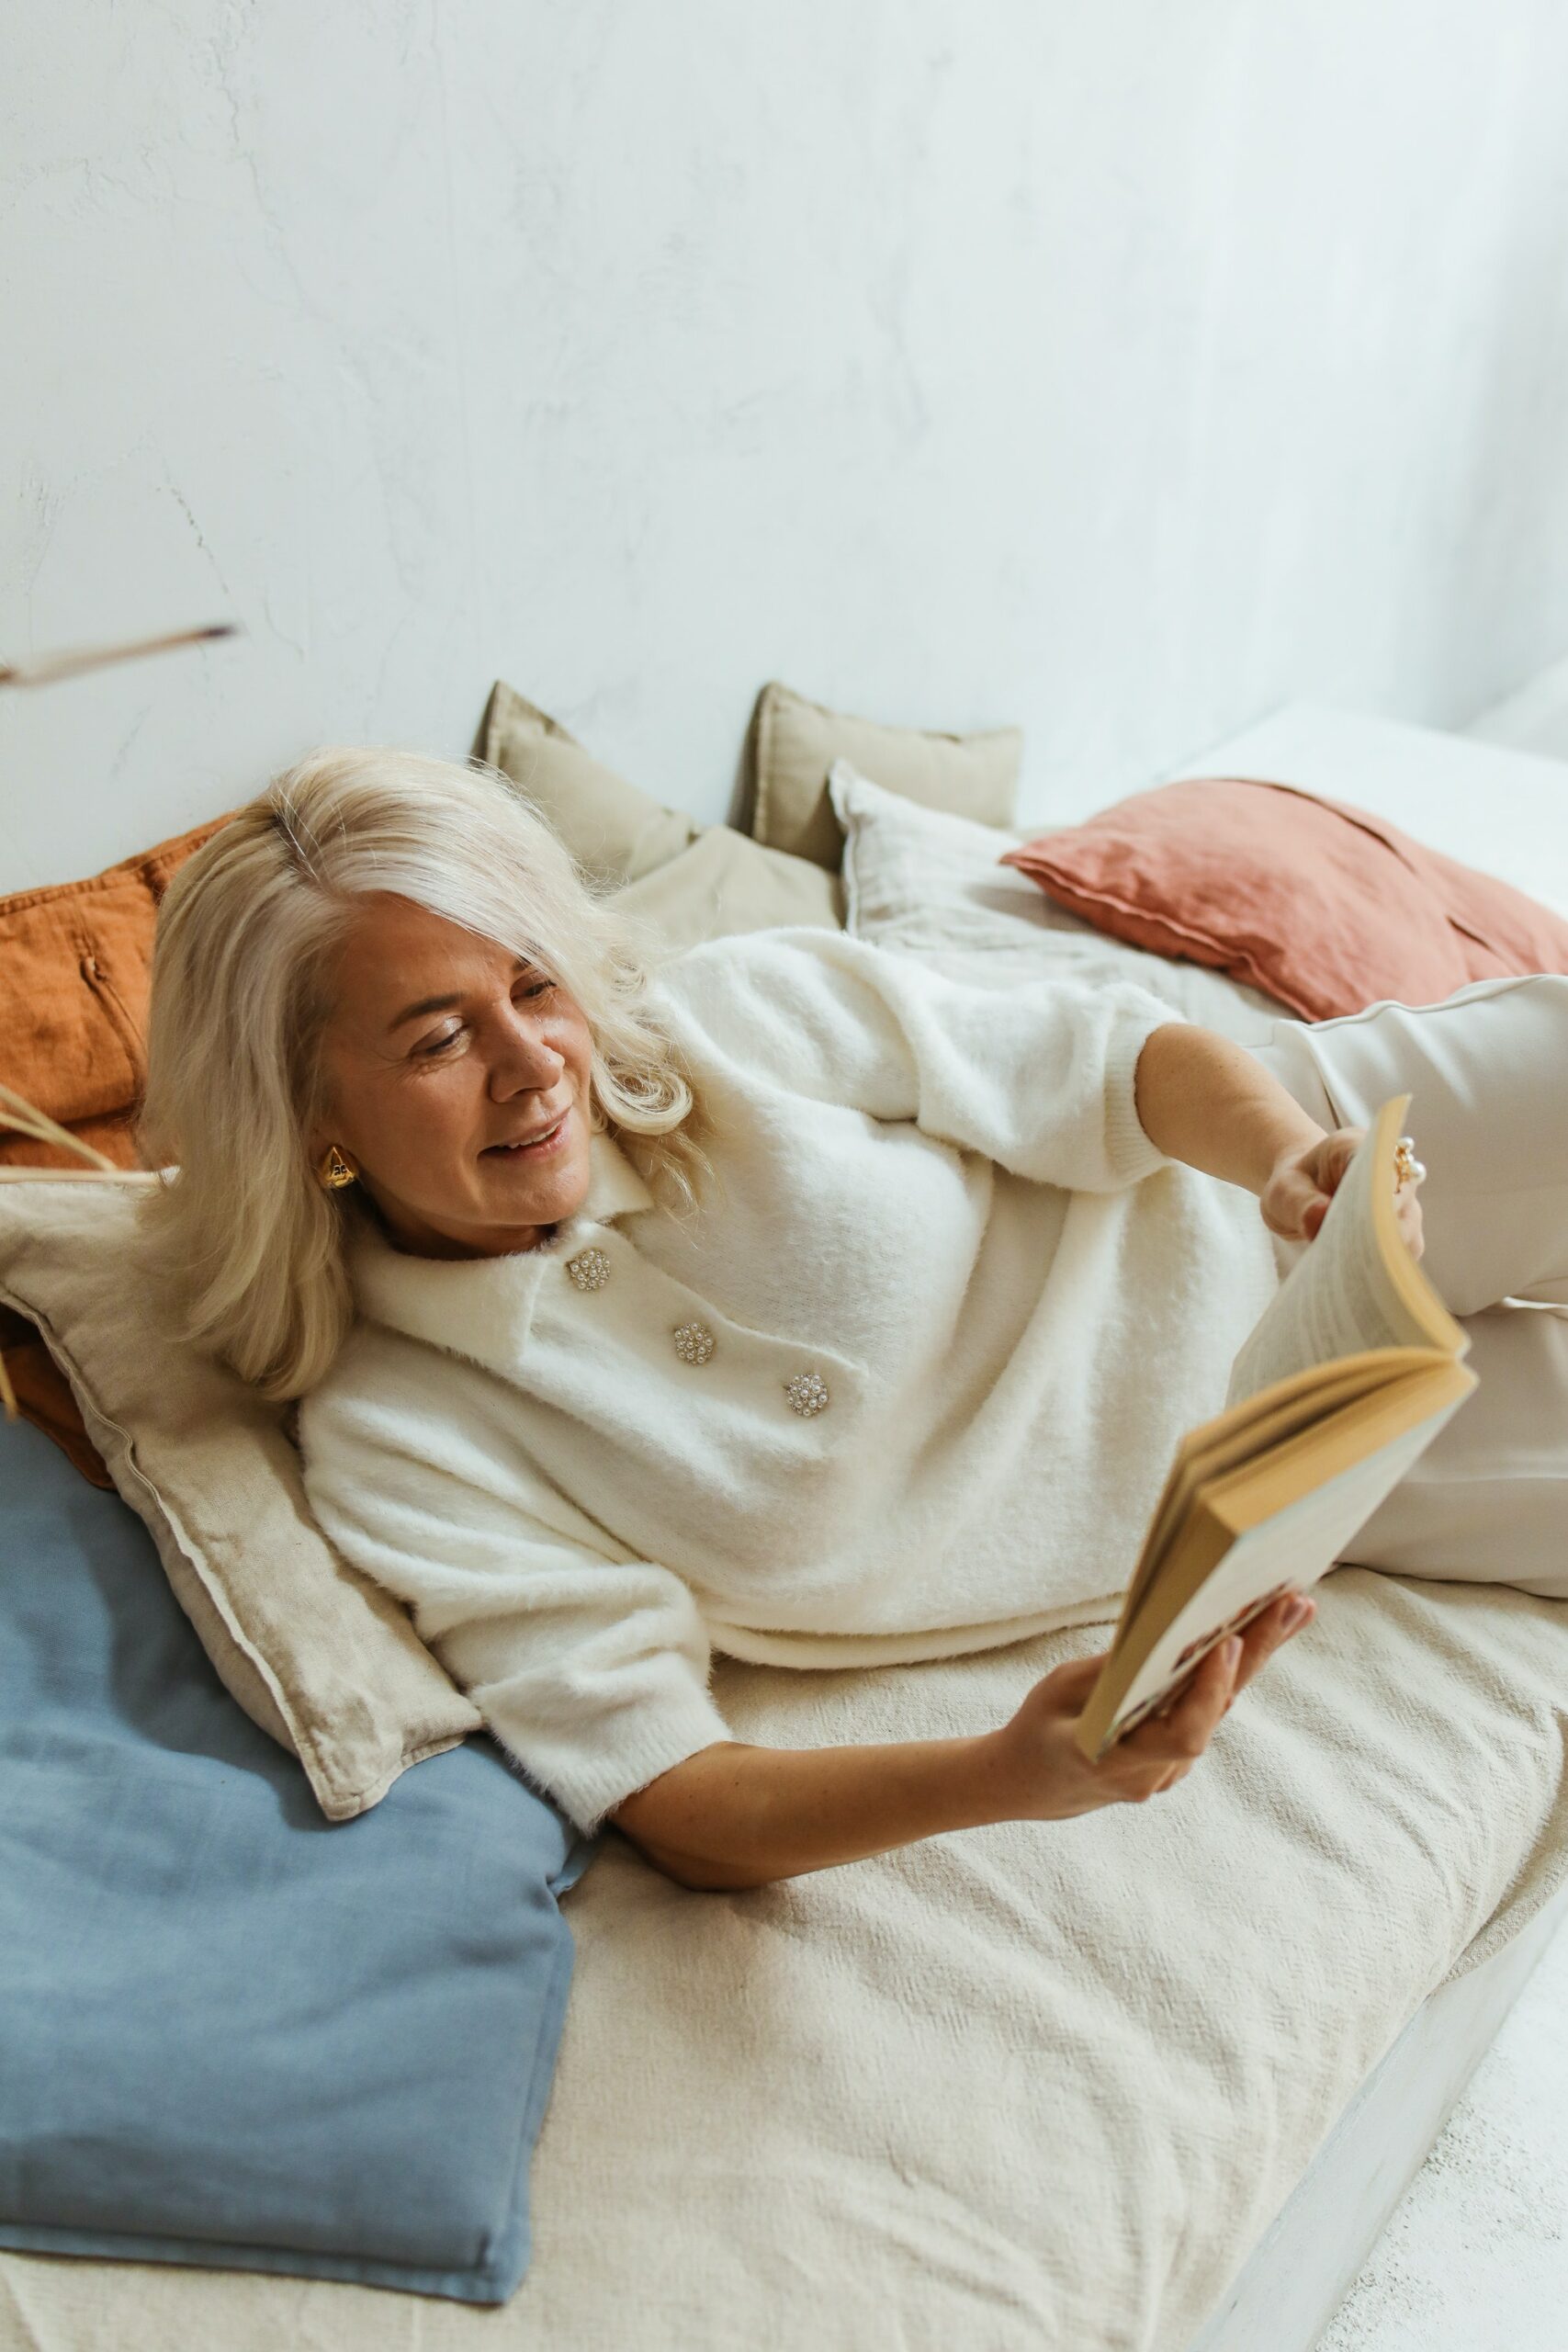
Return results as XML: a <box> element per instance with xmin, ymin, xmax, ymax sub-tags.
<box><xmin>1314</xmin><ymin>1916</ymin><xmax>1568</xmax><ymax>2350</ymax></box>
<box><xmin>1312</xmin><ymin>659</ymin><xmax>1568</xmax><ymax>2350</ymax></box>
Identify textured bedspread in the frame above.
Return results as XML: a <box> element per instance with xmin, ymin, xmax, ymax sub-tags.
<box><xmin>6</xmin><ymin>1564</ymin><xmax>1567</xmax><ymax>2351</ymax></box>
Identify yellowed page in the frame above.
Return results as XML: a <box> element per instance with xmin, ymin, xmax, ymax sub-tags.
<box><xmin>1226</xmin><ymin>1092</ymin><xmax>1466</xmax><ymax>1408</ymax></box>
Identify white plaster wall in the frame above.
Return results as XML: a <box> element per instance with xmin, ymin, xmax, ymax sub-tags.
<box><xmin>5</xmin><ymin>0</ymin><xmax>1568</xmax><ymax>891</ymax></box>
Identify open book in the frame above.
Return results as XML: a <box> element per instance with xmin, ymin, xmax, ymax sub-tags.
<box><xmin>1074</xmin><ymin>1091</ymin><xmax>1478</xmax><ymax>1762</ymax></box>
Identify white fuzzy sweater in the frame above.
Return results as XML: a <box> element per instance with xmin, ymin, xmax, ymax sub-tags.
<box><xmin>297</xmin><ymin>927</ymin><xmax>1283</xmax><ymax>1835</ymax></box>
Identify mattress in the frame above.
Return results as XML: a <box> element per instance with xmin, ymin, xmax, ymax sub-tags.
<box><xmin>6</xmin><ymin>1569</ymin><xmax>1567</xmax><ymax>2352</ymax></box>
<box><xmin>6</xmin><ymin>699</ymin><xmax>1566</xmax><ymax>2352</ymax></box>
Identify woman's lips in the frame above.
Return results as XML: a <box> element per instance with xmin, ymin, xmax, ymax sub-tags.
<box><xmin>482</xmin><ymin>1109</ymin><xmax>570</xmax><ymax>1160</ymax></box>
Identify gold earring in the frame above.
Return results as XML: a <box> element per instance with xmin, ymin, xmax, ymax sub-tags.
<box><xmin>317</xmin><ymin>1144</ymin><xmax>358</xmax><ymax>1191</ymax></box>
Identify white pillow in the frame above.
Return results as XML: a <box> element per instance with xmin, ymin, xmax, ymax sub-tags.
<box><xmin>827</xmin><ymin>758</ymin><xmax>1292</xmax><ymax>1045</ymax></box>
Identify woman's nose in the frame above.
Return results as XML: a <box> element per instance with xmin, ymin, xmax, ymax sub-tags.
<box><xmin>488</xmin><ymin>1016</ymin><xmax>565</xmax><ymax>1097</ymax></box>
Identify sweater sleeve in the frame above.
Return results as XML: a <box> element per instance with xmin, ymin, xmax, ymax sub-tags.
<box><xmin>296</xmin><ymin>1363</ymin><xmax>736</xmax><ymax>1839</ymax></box>
<box><xmin>656</xmin><ymin>926</ymin><xmax>1190</xmax><ymax>1193</ymax></box>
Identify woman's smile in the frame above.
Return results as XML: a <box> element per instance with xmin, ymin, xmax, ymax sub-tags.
<box><xmin>482</xmin><ymin>1105</ymin><xmax>573</xmax><ymax>1162</ymax></box>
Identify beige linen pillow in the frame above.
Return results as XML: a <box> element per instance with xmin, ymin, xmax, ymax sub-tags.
<box><xmin>0</xmin><ymin>1173</ymin><xmax>481</xmax><ymax>1822</ymax></box>
<box><xmin>475</xmin><ymin>679</ymin><xmax>700</xmax><ymax>887</ymax></box>
<box><xmin>747</xmin><ymin>679</ymin><xmax>1023</xmax><ymax>871</ymax></box>
<box><xmin>476</xmin><ymin>675</ymin><xmax>840</xmax><ymax>942</ymax></box>
<box><xmin>613</xmin><ymin>823</ymin><xmax>840</xmax><ymax>951</ymax></box>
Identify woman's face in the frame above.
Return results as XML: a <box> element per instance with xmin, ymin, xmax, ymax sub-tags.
<box><xmin>309</xmin><ymin>892</ymin><xmax>596</xmax><ymax>1260</ymax></box>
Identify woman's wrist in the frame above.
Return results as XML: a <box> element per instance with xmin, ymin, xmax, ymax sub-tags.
<box><xmin>964</xmin><ymin>1723</ymin><xmax>1037</xmax><ymax>1823</ymax></box>
<box><xmin>1239</xmin><ymin>1107</ymin><xmax>1331</xmax><ymax>1196</ymax></box>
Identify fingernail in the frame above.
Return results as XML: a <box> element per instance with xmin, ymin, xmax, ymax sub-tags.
<box><xmin>1224</xmin><ymin>1635</ymin><xmax>1243</xmax><ymax>1667</ymax></box>
<box><xmin>1284</xmin><ymin>1598</ymin><xmax>1311</xmax><ymax>1630</ymax></box>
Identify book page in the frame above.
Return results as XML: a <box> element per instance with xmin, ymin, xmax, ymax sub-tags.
<box><xmin>1096</xmin><ymin>1386</ymin><xmax>1475</xmax><ymax>1750</ymax></box>
<box><xmin>1226</xmin><ymin>1093</ymin><xmax>1463</xmax><ymax>1409</ymax></box>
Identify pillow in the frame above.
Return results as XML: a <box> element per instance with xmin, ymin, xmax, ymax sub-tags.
<box><xmin>0</xmin><ymin>1175</ymin><xmax>480</xmax><ymax>1822</ymax></box>
<box><xmin>1165</xmin><ymin>700</ymin><xmax>1568</xmax><ymax>918</ymax></box>
<box><xmin>476</xmin><ymin>678</ymin><xmax>700</xmax><ymax>886</ymax></box>
<box><xmin>998</xmin><ymin>775</ymin><xmax>1568</xmax><ymax>1022</ymax></box>
<box><xmin>0</xmin><ymin>810</ymin><xmax>235</xmax><ymax>1476</ymax></box>
<box><xmin>0</xmin><ymin>809</ymin><xmax>234</xmax><ymax>1172</ymax></box>
<box><xmin>480</xmin><ymin>674</ymin><xmax>841</xmax><ymax>934</ymax></box>
<box><xmin>0</xmin><ymin>1407</ymin><xmax>593</xmax><ymax>2304</ymax></box>
<box><xmin>747</xmin><ymin>679</ymin><xmax>1023</xmax><ymax>871</ymax></box>
<box><xmin>829</xmin><ymin>758</ymin><xmax>1292</xmax><ymax>1045</ymax></box>
<box><xmin>612</xmin><ymin>820</ymin><xmax>840</xmax><ymax>951</ymax></box>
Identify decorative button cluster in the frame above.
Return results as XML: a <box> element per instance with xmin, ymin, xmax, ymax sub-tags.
<box><xmin>565</xmin><ymin>1247</ymin><xmax>611</xmax><ymax>1293</ymax></box>
<box><xmin>561</xmin><ymin>1245</ymin><xmax>830</xmax><ymax>1419</ymax></box>
<box><xmin>784</xmin><ymin>1370</ymin><xmax>830</xmax><ymax>1418</ymax></box>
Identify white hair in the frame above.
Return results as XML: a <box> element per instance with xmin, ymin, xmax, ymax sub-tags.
<box><xmin>136</xmin><ymin>746</ymin><xmax>713</xmax><ymax>1401</ymax></box>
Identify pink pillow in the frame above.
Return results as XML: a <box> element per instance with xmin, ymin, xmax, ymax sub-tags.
<box><xmin>998</xmin><ymin>775</ymin><xmax>1568</xmax><ymax>1021</ymax></box>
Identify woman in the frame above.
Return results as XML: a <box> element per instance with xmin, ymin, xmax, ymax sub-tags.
<box><xmin>138</xmin><ymin>750</ymin><xmax>1567</xmax><ymax>1892</ymax></box>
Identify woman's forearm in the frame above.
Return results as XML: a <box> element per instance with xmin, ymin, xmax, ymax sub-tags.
<box><xmin>1134</xmin><ymin>1019</ymin><xmax>1325</xmax><ymax>1193</ymax></box>
<box><xmin>609</xmin><ymin>1734</ymin><xmax>1013</xmax><ymax>1891</ymax></box>
<box><xmin>610</xmin><ymin>1597</ymin><xmax>1315</xmax><ymax>1891</ymax></box>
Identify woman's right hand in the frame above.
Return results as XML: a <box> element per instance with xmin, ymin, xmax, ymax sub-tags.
<box><xmin>990</xmin><ymin>1590</ymin><xmax>1314</xmax><ymax>1823</ymax></box>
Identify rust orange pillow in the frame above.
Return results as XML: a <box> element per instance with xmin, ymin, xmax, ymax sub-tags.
<box><xmin>999</xmin><ymin>775</ymin><xmax>1568</xmax><ymax>1022</ymax></box>
<box><xmin>1</xmin><ymin>809</ymin><xmax>236</xmax><ymax>1478</ymax></box>
<box><xmin>0</xmin><ymin>810</ymin><xmax>236</xmax><ymax>1173</ymax></box>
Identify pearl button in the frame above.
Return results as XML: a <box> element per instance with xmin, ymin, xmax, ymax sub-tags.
<box><xmin>672</xmin><ymin>1322</ymin><xmax>716</xmax><ymax>1364</ymax></box>
<box><xmin>566</xmin><ymin>1248</ymin><xmax>611</xmax><ymax>1293</ymax></box>
<box><xmin>784</xmin><ymin>1370</ymin><xmax>829</xmax><ymax>1418</ymax></box>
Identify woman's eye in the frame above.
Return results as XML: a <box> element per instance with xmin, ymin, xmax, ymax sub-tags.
<box><xmin>413</xmin><ymin>980</ymin><xmax>551</xmax><ymax>1057</ymax></box>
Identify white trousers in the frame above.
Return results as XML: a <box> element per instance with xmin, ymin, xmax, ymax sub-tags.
<box><xmin>1247</xmin><ymin>972</ymin><xmax>1568</xmax><ymax>1600</ymax></box>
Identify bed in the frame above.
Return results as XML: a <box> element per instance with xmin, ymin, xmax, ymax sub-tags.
<box><xmin>4</xmin><ymin>695</ymin><xmax>1567</xmax><ymax>2352</ymax></box>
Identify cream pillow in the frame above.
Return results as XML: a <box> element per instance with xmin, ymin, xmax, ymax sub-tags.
<box><xmin>476</xmin><ymin>679</ymin><xmax>700</xmax><ymax>887</ymax></box>
<box><xmin>748</xmin><ymin>680</ymin><xmax>1023</xmax><ymax>871</ymax></box>
<box><xmin>829</xmin><ymin>757</ymin><xmax>1292</xmax><ymax>1044</ymax></box>
<box><xmin>0</xmin><ymin>1173</ymin><xmax>481</xmax><ymax>1822</ymax></box>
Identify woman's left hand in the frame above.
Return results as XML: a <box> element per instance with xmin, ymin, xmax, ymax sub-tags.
<box><xmin>1260</xmin><ymin>1125</ymin><xmax>1425</xmax><ymax>1258</ymax></box>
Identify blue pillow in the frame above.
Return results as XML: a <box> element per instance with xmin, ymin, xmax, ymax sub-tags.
<box><xmin>0</xmin><ymin>1409</ymin><xmax>598</xmax><ymax>2303</ymax></box>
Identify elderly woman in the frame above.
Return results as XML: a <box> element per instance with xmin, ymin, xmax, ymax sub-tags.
<box><xmin>138</xmin><ymin>750</ymin><xmax>1568</xmax><ymax>1891</ymax></box>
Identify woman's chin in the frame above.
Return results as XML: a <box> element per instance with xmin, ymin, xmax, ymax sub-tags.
<box><xmin>478</xmin><ymin>1127</ymin><xmax>591</xmax><ymax>1223</ymax></box>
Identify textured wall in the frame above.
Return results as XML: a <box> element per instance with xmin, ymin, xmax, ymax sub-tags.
<box><xmin>5</xmin><ymin>0</ymin><xmax>1568</xmax><ymax>888</ymax></box>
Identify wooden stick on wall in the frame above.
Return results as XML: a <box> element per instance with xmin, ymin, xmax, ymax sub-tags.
<box><xmin>0</xmin><ymin>620</ymin><xmax>238</xmax><ymax>689</ymax></box>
